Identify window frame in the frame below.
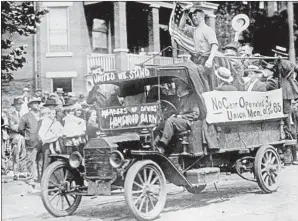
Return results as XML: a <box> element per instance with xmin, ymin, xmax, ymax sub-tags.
<box><xmin>46</xmin><ymin>6</ymin><xmax>72</xmax><ymax>57</ymax></box>
<box><xmin>51</xmin><ymin>77</ymin><xmax>73</xmax><ymax>93</ymax></box>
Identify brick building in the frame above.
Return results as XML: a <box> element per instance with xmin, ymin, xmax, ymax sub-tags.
<box><xmin>2</xmin><ymin>1</ymin><xmax>219</xmax><ymax>106</ymax></box>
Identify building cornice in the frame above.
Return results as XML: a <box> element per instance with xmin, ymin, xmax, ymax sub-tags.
<box><xmin>193</xmin><ymin>2</ymin><xmax>219</xmax><ymax>11</ymax></box>
<box><xmin>84</xmin><ymin>1</ymin><xmax>101</xmax><ymax>6</ymax></box>
<box><xmin>141</xmin><ymin>1</ymin><xmax>174</xmax><ymax>9</ymax></box>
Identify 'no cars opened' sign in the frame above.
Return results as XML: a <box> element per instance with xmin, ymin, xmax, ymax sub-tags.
<box><xmin>202</xmin><ymin>89</ymin><xmax>284</xmax><ymax>124</ymax></box>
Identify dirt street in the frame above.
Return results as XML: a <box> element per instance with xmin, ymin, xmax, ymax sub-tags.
<box><xmin>2</xmin><ymin>166</ymin><xmax>298</xmax><ymax>221</ymax></box>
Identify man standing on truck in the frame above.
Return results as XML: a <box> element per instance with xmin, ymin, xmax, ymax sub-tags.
<box><xmin>179</xmin><ymin>8</ymin><xmax>219</xmax><ymax>69</ymax></box>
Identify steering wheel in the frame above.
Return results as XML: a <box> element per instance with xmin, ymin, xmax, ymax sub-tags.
<box><xmin>160</xmin><ymin>99</ymin><xmax>178</xmax><ymax>121</ymax></box>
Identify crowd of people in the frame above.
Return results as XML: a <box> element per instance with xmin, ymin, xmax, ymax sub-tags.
<box><xmin>2</xmin><ymin>7</ymin><xmax>298</xmax><ymax>188</ymax></box>
<box><xmin>1</xmin><ymin>88</ymin><xmax>99</xmax><ymax>185</ymax></box>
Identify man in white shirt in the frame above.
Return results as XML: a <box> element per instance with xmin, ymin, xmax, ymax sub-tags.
<box><xmin>179</xmin><ymin>9</ymin><xmax>219</xmax><ymax>68</ymax></box>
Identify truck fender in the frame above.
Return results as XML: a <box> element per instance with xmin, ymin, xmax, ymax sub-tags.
<box><xmin>49</xmin><ymin>154</ymin><xmax>69</xmax><ymax>162</ymax></box>
<box><xmin>130</xmin><ymin>150</ymin><xmax>193</xmax><ymax>188</ymax></box>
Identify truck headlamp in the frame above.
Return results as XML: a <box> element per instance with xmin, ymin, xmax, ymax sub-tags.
<box><xmin>109</xmin><ymin>150</ymin><xmax>124</xmax><ymax>168</ymax></box>
<box><xmin>69</xmin><ymin>151</ymin><xmax>82</xmax><ymax>168</ymax></box>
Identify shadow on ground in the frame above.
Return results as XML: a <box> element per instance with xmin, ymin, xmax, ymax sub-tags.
<box><xmin>67</xmin><ymin>182</ymin><xmax>261</xmax><ymax>221</ymax></box>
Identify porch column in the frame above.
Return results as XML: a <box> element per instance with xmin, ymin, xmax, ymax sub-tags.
<box><xmin>148</xmin><ymin>4</ymin><xmax>160</xmax><ymax>54</ymax></box>
<box><xmin>171</xmin><ymin>39</ymin><xmax>178</xmax><ymax>58</ymax></box>
<box><xmin>208</xmin><ymin>14</ymin><xmax>216</xmax><ymax>31</ymax></box>
<box><xmin>267</xmin><ymin>2</ymin><xmax>278</xmax><ymax>16</ymax></box>
<box><xmin>113</xmin><ymin>2</ymin><xmax>128</xmax><ymax>71</ymax></box>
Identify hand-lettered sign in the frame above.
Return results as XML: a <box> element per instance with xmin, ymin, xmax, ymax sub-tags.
<box><xmin>99</xmin><ymin>103</ymin><xmax>159</xmax><ymax>130</ymax></box>
<box><xmin>202</xmin><ymin>89</ymin><xmax>284</xmax><ymax>124</ymax></box>
<box><xmin>92</xmin><ymin>66</ymin><xmax>156</xmax><ymax>85</ymax></box>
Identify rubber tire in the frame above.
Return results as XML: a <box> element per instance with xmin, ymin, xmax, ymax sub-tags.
<box><xmin>124</xmin><ymin>160</ymin><xmax>167</xmax><ymax>221</ymax></box>
<box><xmin>254</xmin><ymin>145</ymin><xmax>281</xmax><ymax>193</ymax></box>
<box><xmin>41</xmin><ymin>160</ymin><xmax>82</xmax><ymax>217</ymax></box>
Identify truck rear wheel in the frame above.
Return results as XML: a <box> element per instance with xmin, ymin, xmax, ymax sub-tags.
<box><xmin>254</xmin><ymin>145</ymin><xmax>281</xmax><ymax>193</ymax></box>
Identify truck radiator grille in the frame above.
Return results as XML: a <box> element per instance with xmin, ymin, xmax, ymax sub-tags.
<box><xmin>84</xmin><ymin>147</ymin><xmax>114</xmax><ymax>179</ymax></box>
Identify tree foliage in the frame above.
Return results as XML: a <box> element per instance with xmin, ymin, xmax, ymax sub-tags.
<box><xmin>214</xmin><ymin>2</ymin><xmax>267</xmax><ymax>48</ymax></box>
<box><xmin>214</xmin><ymin>2</ymin><xmax>297</xmax><ymax>56</ymax></box>
<box><xmin>1</xmin><ymin>1</ymin><xmax>48</xmax><ymax>82</ymax></box>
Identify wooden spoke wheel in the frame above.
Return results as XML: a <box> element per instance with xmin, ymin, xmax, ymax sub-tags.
<box><xmin>124</xmin><ymin>160</ymin><xmax>167</xmax><ymax>221</ymax></box>
<box><xmin>41</xmin><ymin>161</ymin><xmax>82</xmax><ymax>217</ymax></box>
<box><xmin>254</xmin><ymin>145</ymin><xmax>281</xmax><ymax>193</ymax></box>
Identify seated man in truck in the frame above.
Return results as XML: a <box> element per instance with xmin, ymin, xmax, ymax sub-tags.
<box><xmin>156</xmin><ymin>78</ymin><xmax>201</xmax><ymax>154</ymax></box>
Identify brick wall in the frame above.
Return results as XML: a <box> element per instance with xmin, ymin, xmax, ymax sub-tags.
<box><xmin>39</xmin><ymin>2</ymin><xmax>92</xmax><ymax>95</ymax></box>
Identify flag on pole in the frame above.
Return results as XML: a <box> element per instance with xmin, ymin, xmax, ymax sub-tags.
<box><xmin>169</xmin><ymin>2</ymin><xmax>237</xmax><ymax>77</ymax></box>
<box><xmin>169</xmin><ymin>2</ymin><xmax>196</xmax><ymax>53</ymax></box>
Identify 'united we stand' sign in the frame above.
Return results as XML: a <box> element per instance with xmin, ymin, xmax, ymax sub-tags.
<box><xmin>202</xmin><ymin>89</ymin><xmax>284</xmax><ymax>124</ymax></box>
<box><xmin>92</xmin><ymin>66</ymin><xmax>156</xmax><ymax>85</ymax></box>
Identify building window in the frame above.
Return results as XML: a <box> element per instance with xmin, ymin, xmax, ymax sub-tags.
<box><xmin>52</xmin><ymin>78</ymin><xmax>72</xmax><ymax>93</ymax></box>
<box><xmin>48</xmin><ymin>7</ymin><xmax>69</xmax><ymax>52</ymax></box>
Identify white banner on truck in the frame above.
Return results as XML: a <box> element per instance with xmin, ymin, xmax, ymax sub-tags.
<box><xmin>202</xmin><ymin>89</ymin><xmax>284</xmax><ymax>124</ymax></box>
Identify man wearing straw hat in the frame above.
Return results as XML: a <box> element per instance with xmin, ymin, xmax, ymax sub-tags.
<box><xmin>214</xmin><ymin>67</ymin><xmax>238</xmax><ymax>91</ymax></box>
<box><xmin>234</xmin><ymin>65</ymin><xmax>267</xmax><ymax>92</ymax></box>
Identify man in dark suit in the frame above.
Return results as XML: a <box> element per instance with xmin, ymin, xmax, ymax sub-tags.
<box><xmin>18</xmin><ymin>97</ymin><xmax>41</xmax><ymax>184</ymax></box>
<box><xmin>234</xmin><ymin>65</ymin><xmax>267</xmax><ymax>92</ymax></box>
<box><xmin>156</xmin><ymin>78</ymin><xmax>201</xmax><ymax>154</ymax></box>
<box><xmin>8</xmin><ymin>97</ymin><xmax>27</xmax><ymax>180</ymax></box>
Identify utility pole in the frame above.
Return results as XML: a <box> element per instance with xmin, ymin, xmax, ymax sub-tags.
<box><xmin>287</xmin><ymin>2</ymin><xmax>296</xmax><ymax>63</ymax></box>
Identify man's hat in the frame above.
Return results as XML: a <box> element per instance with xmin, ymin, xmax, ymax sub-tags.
<box><xmin>35</xmin><ymin>88</ymin><xmax>42</xmax><ymax>92</ymax></box>
<box><xmin>272</xmin><ymin>46</ymin><xmax>288</xmax><ymax>57</ymax></box>
<box><xmin>56</xmin><ymin>88</ymin><xmax>64</xmax><ymax>94</ymax></box>
<box><xmin>232</xmin><ymin>14</ymin><xmax>250</xmax><ymax>32</ymax></box>
<box><xmin>68</xmin><ymin>92</ymin><xmax>76</xmax><ymax>97</ymax></box>
<box><xmin>63</xmin><ymin>99</ymin><xmax>76</xmax><ymax>107</ymax></box>
<box><xmin>223</xmin><ymin>42</ymin><xmax>239</xmax><ymax>52</ymax></box>
<box><xmin>244</xmin><ymin>65</ymin><xmax>265</xmax><ymax>74</ymax></box>
<box><xmin>215</xmin><ymin>67</ymin><xmax>233</xmax><ymax>83</ymax></box>
<box><xmin>23</xmin><ymin>87</ymin><xmax>29</xmax><ymax>92</ymax></box>
<box><xmin>43</xmin><ymin>98</ymin><xmax>59</xmax><ymax>107</ymax></box>
<box><xmin>81</xmin><ymin>101</ymin><xmax>89</xmax><ymax>108</ymax></box>
<box><xmin>12</xmin><ymin>97</ymin><xmax>24</xmax><ymax>106</ymax></box>
<box><xmin>79</xmin><ymin>94</ymin><xmax>84</xmax><ymax>99</ymax></box>
<box><xmin>261</xmin><ymin>60</ymin><xmax>275</xmax><ymax>71</ymax></box>
<box><xmin>49</xmin><ymin>93</ymin><xmax>59</xmax><ymax>98</ymax></box>
<box><xmin>44</xmin><ymin>90</ymin><xmax>49</xmax><ymax>95</ymax></box>
<box><xmin>28</xmin><ymin>97</ymin><xmax>41</xmax><ymax>105</ymax></box>
<box><xmin>63</xmin><ymin>100</ymin><xmax>81</xmax><ymax>111</ymax></box>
